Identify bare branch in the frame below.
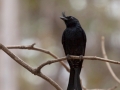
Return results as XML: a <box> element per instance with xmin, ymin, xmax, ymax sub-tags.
<box><xmin>101</xmin><ymin>36</ymin><xmax>120</xmax><ymax>84</ymax></box>
<box><xmin>38</xmin><ymin>55</ymin><xmax>120</xmax><ymax>69</ymax></box>
<box><xmin>0</xmin><ymin>43</ymin><xmax>63</xmax><ymax>90</ymax></box>
<box><xmin>0</xmin><ymin>44</ymin><xmax>33</xmax><ymax>73</ymax></box>
<box><xmin>1</xmin><ymin>43</ymin><xmax>120</xmax><ymax>90</ymax></box>
<box><xmin>33</xmin><ymin>54</ymin><xmax>120</xmax><ymax>74</ymax></box>
<box><xmin>7</xmin><ymin>44</ymin><xmax>70</xmax><ymax>72</ymax></box>
<box><xmin>37</xmin><ymin>72</ymin><xmax>62</xmax><ymax>90</ymax></box>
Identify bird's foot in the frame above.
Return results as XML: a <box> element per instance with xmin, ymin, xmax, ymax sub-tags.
<box><xmin>79</xmin><ymin>55</ymin><xmax>83</xmax><ymax>60</ymax></box>
<box><xmin>66</xmin><ymin>54</ymin><xmax>71</xmax><ymax>60</ymax></box>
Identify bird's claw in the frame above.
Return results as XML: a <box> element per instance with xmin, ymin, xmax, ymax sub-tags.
<box><xmin>66</xmin><ymin>54</ymin><xmax>70</xmax><ymax>60</ymax></box>
<box><xmin>79</xmin><ymin>55</ymin><xmax>83</xmax><ymax>60</ymax></box>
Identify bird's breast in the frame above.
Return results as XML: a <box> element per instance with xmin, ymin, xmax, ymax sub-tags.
<box><xmin>65</xmin><ymin>29</ymin><xmax>83</xmax><ymax>42</ymax></box>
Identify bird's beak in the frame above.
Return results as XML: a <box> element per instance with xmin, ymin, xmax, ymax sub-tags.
<box><xmin>60</xmin><ymin>16</ymin><xmax>68</xmax><ymax>20</ymax></box>
<box><xmin>60</xmin><ymin>12</ymin><xmax>68</xmax><ymax>21</ymax></box>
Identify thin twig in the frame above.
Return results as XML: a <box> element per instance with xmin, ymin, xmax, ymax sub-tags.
<box><xmin>7</xmin><ymin>44</ymin><xmax>70</xmax><ymax>72</ymax></box>
<box><xmin>36</xmin><ymin>55</ymin><xmax>120</xmax><ymax>72</ymax></box>
<box><xmin>101</xmin><ymin>36</ymin><xmax>120</xmax><ymax>84</ymax></box>
<box><xmin>0</xmin><ymin>43</ymin><xmax>63</xmax><ymax>90</ymax></box>
<box><xmin>1</xmin><ymin>43</ymin><xmax>120</xmax><ymax>90</ymax></box>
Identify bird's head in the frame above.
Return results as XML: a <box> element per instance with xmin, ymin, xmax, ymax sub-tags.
<box><xmin>60</xmin><ymin>12</ymin><xmax>80</xmax><ymax>27</ymax></box>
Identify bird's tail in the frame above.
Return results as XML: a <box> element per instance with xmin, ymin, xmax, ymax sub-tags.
<box><xmin>67</xmin><ymin>67</ymin><xmax>82</xmax><ymax>90</ymax></box>
<box><xmin>67</xmin><ymin>68</ymin><xmax>75</xmax><ymax>90</ymax></box>
<box><xmin>74</xmin><ymin>68</ymin><xmax>82</xmax><ymax>90</ymax></box>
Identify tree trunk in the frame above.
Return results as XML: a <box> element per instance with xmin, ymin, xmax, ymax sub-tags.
<box><xmin>0</xmin><ymin>0</ymin><xmax>19</xmax><ymax>90</ymax></box>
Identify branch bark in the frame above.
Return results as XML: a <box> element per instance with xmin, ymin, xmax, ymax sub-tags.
<box><xmin>0</xmin><ymin>43</ymin><xmax>63</xmax><ymax>90</ymax></box>
<box><xmin>7</xmin><ymin>43</ymin><xmax>70</xmax><ymax>72</ymax></box>
<box><xmin>0</xmin><ymin>41</ymin><xmax>119</xmax><ymax>90</ymax></box>
<box><xmin>101</xmin><ymin>36</ymin><xmax>120</xmax><ymax>84</ymax></box>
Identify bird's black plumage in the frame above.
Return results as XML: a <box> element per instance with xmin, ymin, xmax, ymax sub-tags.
<box><xmin>60</xmin><ymin>12</ymin><xmax>86</xmax><ymax>90</ymax></box>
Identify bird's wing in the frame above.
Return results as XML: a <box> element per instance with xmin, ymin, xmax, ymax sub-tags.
<box><xmin>82</xmin><ymin>30</ymin><xmax>87</xmax><ymax>55</ymax></box>
<box><xmin>62</xmin><ymin>30</ymin><xmax>67</xmax><ymax>55</ymax></box>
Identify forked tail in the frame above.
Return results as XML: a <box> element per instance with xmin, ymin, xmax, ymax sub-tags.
<box><xmin>67</xmin><ymin>68</ymin><xmax>82</xmax><ymax>90</ymax></box>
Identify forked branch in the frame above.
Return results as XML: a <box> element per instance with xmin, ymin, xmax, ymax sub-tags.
<box><xmin>0</xmin><ymin>39</ymin><xmax>119</xmax><ymax>90</ymax></box>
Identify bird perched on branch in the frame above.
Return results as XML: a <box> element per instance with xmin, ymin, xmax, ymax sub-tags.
<box><xmin>60</xmin><ymin>12</ymin><xmax>86</xmax><ymax>90</ymax></box>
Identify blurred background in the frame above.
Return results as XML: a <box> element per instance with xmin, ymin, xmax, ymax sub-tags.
<box><xmin>0</xmin><ymin>0</ymin><xmax>120</xmax><ymax>90</ymax></box>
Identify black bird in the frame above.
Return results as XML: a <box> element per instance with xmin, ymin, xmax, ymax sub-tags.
<box><xmin>60</xmin><ymin>12</ymin><xmax>86</xmax><ymax>90</ymax></box>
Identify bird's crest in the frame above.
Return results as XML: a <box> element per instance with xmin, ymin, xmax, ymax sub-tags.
<box><xmin>62</xmin><ymin>12</ymin><xmax>66</xmax><ymax>17</ymax></box>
